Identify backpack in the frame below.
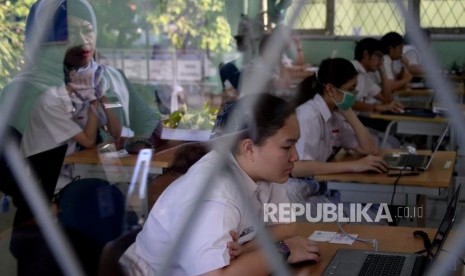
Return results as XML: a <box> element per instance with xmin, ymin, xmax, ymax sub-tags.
<box><xmin>55</xmin><ymin>177</ymin><xmax>126</xmax><ymax>275</ymax></box>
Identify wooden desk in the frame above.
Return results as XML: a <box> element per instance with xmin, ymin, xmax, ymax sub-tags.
<box><xmin>368</xmin><ymin>111</ymin><xmax>448</xmax><ymax>148</ymax></box>
<box><xmin>64</xmin><ymin>147</ymin><xmax>177</xmax><ymax>182</ymax></box>
<box><xmin>293</xmin><ymin>222</ymin><xmax>435</xmax><ymax>275</ymax></box>
<box><xmin>395</xmin><ymin>81</ymin><xmax>464</xmax><ymax>97</ymax></box>
<box><xmin>64</xmin><ymin>148</ymin><xmax>174</xmax><ymax>168</ymax></box>
<box><xmin>315</xmin><ymin>150</ymin><xmax>456</xmax><ymax>226</ymax></box>
<box><xmin>369</xmin><ymin>112</ymin><xmax>447</xmax><ymax>124</ymax></box>
<box><xmin>394</xmin><ymin>88</ymin><xmax>434</xmax><ymax>97</ymax></box>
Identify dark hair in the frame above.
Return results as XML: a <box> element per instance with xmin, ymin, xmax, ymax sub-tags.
<box><xmin>215</xmin><ymin>93</ymin><xmax>295</xmax><ymax>147</ymax></box>
<box><xmin>293</xmin><ymin>58</ymin><xmax>358</xmax><ymax>107</ymax></box>
<box><xmin>380</xmin><ymin>32</ymin><xmax>404</xmax><ymax>54</ymax></box>
<box><xmin>354</xmin><ymin>38</ymin><xmax>383</xmax><ymax>61</ymax></box>
<box><xmin>169</xmin><ymin>143</ymin><xmax>209</xmax><ymax>174</ymax></box>
<box><xmin>234</xmin><ymin>35</ymin><xmax>245</xmax><ymax>52</ymax></box>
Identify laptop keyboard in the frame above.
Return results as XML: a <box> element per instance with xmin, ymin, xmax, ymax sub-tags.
<box><xmin>358</xmin><ymin>254</ymin><xmax>406</xmax><ymax>276</ymax></box>
<box><xmin>397</xmin><ymin>154</ymin><xmax>427</xmax><ymax>168</ymax></box>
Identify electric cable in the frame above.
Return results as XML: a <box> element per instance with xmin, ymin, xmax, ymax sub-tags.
<box><xmin>336</xmin><ymin>221</ymin><xmax>379</xmax><ymax>251</ymax></box>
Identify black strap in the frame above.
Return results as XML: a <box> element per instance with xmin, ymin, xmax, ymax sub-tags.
<box><xmin>413</xmin><ymin>230</ymin><xmax>433</xmax><ymax>258</ymax></box>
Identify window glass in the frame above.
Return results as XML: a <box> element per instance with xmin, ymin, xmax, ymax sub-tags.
<box><xmin>285</xmin><ymin>0</ymin><xmax>326</xmax><ymax>30</ymax></box>
<box><xmin>421</xmin><ymin>0</ymin><xmax>465</xmax><ymax>29</ymax></box>
<box><xmin>286</xmin><ymin>0</ymin><xmax>465</xmax><ymax>36</ymax></box>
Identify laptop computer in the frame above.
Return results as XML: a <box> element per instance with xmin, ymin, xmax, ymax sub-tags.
<box><xmin>322</xmin><ymin>184</ymin><xmax>461</xmax><ymax>276</ymax></box>
<box><xmin>381</xmin><ymin>108</ymin><xmax>437</xmax><ymax>118</ymax></box>
<box><xmin>383</xmin><ymin>124</ymin><xmax>449</xmax><ymax>171</ymax></box>
<box><xmin>381</xmin><ymin>95</ymin><xmax>437</xmax><ymax>118</ymax></box>
<box><xmin>398</xmin><ymin>94</ymin><xmax>434</xmax><ymax>109</ymax></box>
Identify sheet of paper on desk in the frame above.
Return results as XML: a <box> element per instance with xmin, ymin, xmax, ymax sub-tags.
<box><xmin>329</xmin><ymin>233</ymin><xmax>358</xmax><ymax>245</ymax></box>
<box><xmin>308</xmin><ymin>231</ymin><xmax>337</xmax><ymax>242</ymax></box>
<box><xmin>100</xmin><ymin>149</ymin><xmax>129</xmax><ymax>158</ymax></box>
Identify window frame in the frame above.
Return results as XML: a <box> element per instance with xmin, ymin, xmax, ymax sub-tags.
<box><xmin>287</xmin><ymin>0</ymin><xmax>465</xmax><ymax>37</ymax></box>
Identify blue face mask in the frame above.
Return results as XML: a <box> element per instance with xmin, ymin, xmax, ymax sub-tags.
<box><xmin>334</xmin><ymin>88</ymin><xmax>357</xmax><ymax>110</ymax></box>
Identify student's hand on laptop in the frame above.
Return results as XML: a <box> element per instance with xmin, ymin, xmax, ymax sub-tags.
<box><xmin>373</xmin><ymin>101</ymin><xmax>404</xmax><ymax>113</ymax></box>
<box><xmin>351</xmin><ymin>155</ymin><xmax>388</xmax><ymax>173</ymax></box>
<box><xmin>388</xmin><ymin>101</ymin><xmax>404</xmax><ymax>113</ymax></box>
<box><xmin>284</xmin><ymin>236</ymin><xmax>321</xmax><ymax>264</ymax></box>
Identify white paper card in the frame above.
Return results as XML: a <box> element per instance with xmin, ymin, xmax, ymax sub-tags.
<box><xmin>101</xmin><ymin>149</ymin><xmax>129</xmax><ymax>158</ymax></box>
<box><xmin>308</xmin><ymin>231</ymin><xmax>337</xmax><ymax>242</ymax></box>
<box><xmin>329</xmin><ymin>233</ymin><xmax>358</xmax><ymax>245</ymax></box>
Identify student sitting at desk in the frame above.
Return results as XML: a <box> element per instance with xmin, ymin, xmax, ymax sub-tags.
<box><xmin>352</xmin><ymin>38</ymin><xmax>404</xmax><ymax>114</ymax></box>
<box><xmin>403</xmin><ymin>28</ymin><xmax>431</xmax><ymax>78</ymax></box>
<box><xmin>120</xmin><ymin>94</ymin><xmax>321</xmax><ymax>275</ymax></box>
<box><xmin>285</xmin><ymin>58</ymin><xmax>388</xmax><ymax>205</ymax></box>
<box><xmin>352</xmin><ymin>38</ymin><xmax>403</xmax><ymax>147</ymax></box>
<box><xmin>380</xmin><ymin>32</ymin><xmax>413</xmax><ymax>91</ymax></box>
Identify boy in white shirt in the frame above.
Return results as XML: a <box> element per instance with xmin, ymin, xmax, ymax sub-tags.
<box><xmin>380</xmin><ymin>32</ymin><xmax>413</xmax><ymax>91</ymax></box>
<box><xmin>352</xmin><ymin>37</ymin><xmax>404</xmax><ymax>114</ymax></box>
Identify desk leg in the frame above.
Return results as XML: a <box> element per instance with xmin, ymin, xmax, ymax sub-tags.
<box><xmin>416</xmin><ymin>194</ymin><xmax>426</xmax><ymax>227</ymax></box>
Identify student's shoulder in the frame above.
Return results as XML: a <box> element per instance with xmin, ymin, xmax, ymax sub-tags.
<box><xmin>40</xmin><ymin>85</ymin><xmax>67</xmax><ymax>99</ymax></box>
<box><xmin>33</xmin><ymin>86</ymin><xmax>71</xmax><ymax>113</ymax></box>
<box><xmin>99</xmin><ymin>64</ymin><xmax>127</xmax><ymax>79</ymax></box>
<box><xmin>164</xmin><ymin>151</ymin><xmax>230</xmax><ymax>189</ymax></box>
<box><xmin>403</xmin><ymin>44</ymin><xmax>417</xmax><ymax>54</ymax></box>
<box><xmin>296</xmin><ymin>98</ymin><xmax>321</xmax><ymax>117</ymax></box>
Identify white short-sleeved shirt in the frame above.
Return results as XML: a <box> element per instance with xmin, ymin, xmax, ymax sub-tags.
<box><xmin>403</xmin><ymin>45</ymin><xmax>420</xmax><ymax>66</ymax></box>
<box><xmin>352</xmin><ymin>60</ymin><xmax>381</xmax><ymax>104</ymax></box>
<box><xmin>127</xmin><ymin>150</ymin><xmax>290</xmax><ymax>276</ymax></box>
<box><xmin>21</xmin><ymin>85</ymin><xmax>82</xmax><ymax>158</ymax></box>
<box><xmin>295</xmin><ymin>94</ymin><xmax>360</xmax><ymax>162</ymax></box>
<box><xmin>382</xmin><ymin>55</ymin><xmax>403</xmax><ymax>80</ymax></box>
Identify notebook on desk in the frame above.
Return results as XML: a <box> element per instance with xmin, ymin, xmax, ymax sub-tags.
<box><xmin>383</xmin><ymin>124</ymin><xmax>449</xmax><ymax>170</ymax></box>
<box><xmin>322</xmin><ymin>184</ymin><xmax>461</xmax><ymax>276</ymax></box>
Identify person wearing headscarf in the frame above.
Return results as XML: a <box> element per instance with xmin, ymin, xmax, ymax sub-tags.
<box><xmin>0</xmin><ymin>1</ymin><xmax>162</xmax><ymax>274</ymax></box>
<box><xmin>1</xmin><ymin>0</ymin><xmax>162</xmax><ymax>146</ymax></box>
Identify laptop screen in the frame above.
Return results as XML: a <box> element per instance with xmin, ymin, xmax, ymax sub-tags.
<box><xmin>429</xmin><ymin>184</ymin><xmax>461</xmax><ymax>261</ymax></box>
<box><xmin>424</xmin><ymin>124</ymin><xmax>449</xmax><ymax>169</ymax></box>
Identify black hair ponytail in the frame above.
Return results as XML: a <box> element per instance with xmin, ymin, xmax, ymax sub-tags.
<box><xmin>293</xmin><ymin>74</ymin><xmax>323</xmax><ymax>107</ymax></box>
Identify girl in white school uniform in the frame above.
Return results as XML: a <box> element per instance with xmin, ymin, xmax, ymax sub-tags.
<box><xmin>285</xmin><ymin>58</ymin><xmax>388</xmax><ymax>204</ymax></box>
<box><xmin>121</xmin><ymin>94</ymin><xmax>321</xmax><ymax>275</ymax></box>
